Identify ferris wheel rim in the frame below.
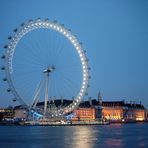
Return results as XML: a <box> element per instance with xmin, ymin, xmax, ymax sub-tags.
<box><xmin>2</xmin><ymin>18</ymin><xmax>90</xmax><ymax>116</ymax></box>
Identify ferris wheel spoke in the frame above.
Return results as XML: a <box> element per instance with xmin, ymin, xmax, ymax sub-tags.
<box><xmin>16</xmin><ymin>42</ymin><xmax>45</xmax><ymax>67</ymax></box>
<box><xmin>58</xmin><ymin>73</ymin><xmax>80</xmax><ymax>96</ymax></box>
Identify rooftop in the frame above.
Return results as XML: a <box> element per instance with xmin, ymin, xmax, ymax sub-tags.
<box><xmin>14</xmin><ymin>99</ymin><xmax>146</xmax><ymax>110</ymax></box>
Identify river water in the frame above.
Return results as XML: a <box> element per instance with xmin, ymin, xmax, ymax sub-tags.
<box><xmin>0</xmin><ymin>123</ymin><xmax>148</xmax><ymax>148</ymax></box>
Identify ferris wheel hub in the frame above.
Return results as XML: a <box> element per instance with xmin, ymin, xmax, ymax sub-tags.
<box><xmin>43</xmin><ymin>66</ymin><xmax>55</xmax><ymax>73</ymax></box>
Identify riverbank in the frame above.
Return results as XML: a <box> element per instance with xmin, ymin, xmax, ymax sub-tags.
<box><xmin>18</xmin><ymin>120</ymin><xmax>110</xmax><ymax>126</ymax></box>
<box><xmin>0</xmin><ymin>120</ymin><xmax>148</xmax><ymax>126</ymax></box>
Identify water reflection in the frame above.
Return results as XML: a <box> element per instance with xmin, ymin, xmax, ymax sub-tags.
<box><xmin>0</xmin><ymin>124</ymin><xmax>148</xmax><ymax>148</ymax></box>
<box><xmin>105</xmin><ymin>138</ymin><xmax>123</xmax><ymax>147</ymax></box>
<box><xmin>138</xmin><ymin>136</ymin><xmax>146</xmax><ymax>147</ymax></box>
<box><xmin>64</xmin><ymin>126</ymin><xmax>98</xmax><ymax>148</ymax></box>
<box><xmin>104</xmin><ymin>124</ymin><xmax>124</xmax><ymax>147</ymax></box>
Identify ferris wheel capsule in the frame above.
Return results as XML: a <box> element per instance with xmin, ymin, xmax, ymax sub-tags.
<box><xmin>20</xmin><ymin>23</ymin><xmax>25</xmax><ymax>27</ymax></box>
<box><xmin>13</xmin><ymin>28</ymin><xmax>18</xmax><ymax>32</ymax></box>
<box><xmin>45</xmin><ymin>18</ymin><xmax>49</xmax><ymax>21</ymax></box>
<box><xmin>12</xmin><ymin>98</ymin><xmax>16</xmax><ymax>102</ymax></box>
<box><xmin>28</xmin><ymin>19</ymin><xmax>33</xmax><ymax>22</ymax></box>
<box><xmin>8</xmin><ymin>36</ymin><xmax>12</xmax><ymax>40</ymax></box>
<box><xmin>1</xmin><ymin>55</ymin><xmax>5</xmax><ymax>59</ymax></box>
<box><xmin>3</xmin><ymin>78</ymin><xmax>7</xmax><ymax>81</ymax></box>
<box><xmin>7</xmin><ymin>88</ymin><xmax>11</xmax><ymax>92</ymax></box>
<box><xmin>4</xmin><ymin>45</ymin><xmax>8</xmax><ymax>49</ymax></box>
<box><xmin>1</xmin><ymin>66</ymin><xmax>5</xmax><ymax>70</ymax></box>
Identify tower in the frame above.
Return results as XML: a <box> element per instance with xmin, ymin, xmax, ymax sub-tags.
<box><xmin>96</xmin><ymin>91</ymin><xmax>103</xmax><ymax>120</ymax></box>
<box><xmin>89</xmin><ymin>97</ymin><xmax>92</xmax><ymax>106</ymax></box>
<box><xmin>98</xmin><ymin>91</ymin><xmax>102</xmax><ymax>106</ymax></box>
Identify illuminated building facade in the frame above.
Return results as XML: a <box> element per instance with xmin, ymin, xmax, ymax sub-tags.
<box><xmin>101</xmin><ymin>101</ymin><xmax>146</xmax><ymax>122</ymax></box>
<box><xmin>12</xmin><ymin>94</ymin><xmax>148</xmax><ymax>122</ymax></box>
<box><xmin>0</xmin><ymin>108</ymin><xmax>14</xmax><ymax>120</ymax></box>
<box><xmin>71</xmin><ymin>92</ymin><xmax>147</xmax><ymax>122</ymax></box>
<box><xmin>124</xmin><ymin>103</ymin><xmax>146</xmax><ymax>121</ymax></box>
<box><xmin>14</xmin><ymin>108</ymin><xmax>27</xmax><ymax>119</ymax></box>
<box><xmin>102</xmin><ymin>102</ymin><xmax>124</xmax><ymax>121</ymax></box>
<box><xmin>72</xmin><ymin>107</ymin><xmax>96</xmax><ymax>121</ymax></box>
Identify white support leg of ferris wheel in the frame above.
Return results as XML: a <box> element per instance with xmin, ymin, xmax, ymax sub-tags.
<box><xmin>43</xmin><ymin>66</ymin><xmax>54</xmax><ymax>118</ymax></box>
<box><xmin>43</xmin><ymin>73</ymin><xmax>49</xmax><ymax>118</ymax></box>
<box><xmin>31</xmin><ymin>78</ymin><xmax>45</xmax><ymax>109</ymax></box>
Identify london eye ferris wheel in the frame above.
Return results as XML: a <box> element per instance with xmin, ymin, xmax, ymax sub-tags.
<box><xmin>1</xmin><ymin>18</ymin><xmax>90</xmax><ymax>118</ymax></box>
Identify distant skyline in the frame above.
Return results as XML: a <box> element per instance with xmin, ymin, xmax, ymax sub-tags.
<box><xmin>0</xmin><ymin>0</ymin><xmax>148</xmax><ymax>108</ymax></box>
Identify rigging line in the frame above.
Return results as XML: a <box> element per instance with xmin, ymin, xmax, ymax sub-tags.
<box><xmin>58</xmin><ymin>75</ymin><xmax>68</xmax><ymax>99</ymax></box>
<box><xmin>27</xmin><ymin>29</ymin><xmax>45</xmax><ymax>60</ymax></box>
<box><xmin>16</xmin><ymin>38</ymin><xmax>44</xmax><ymax>67</ymax></box>
<box><xmin>52</xmin><ymin>73</ymin><xmax>61</xmax><ymax>101</ymax></box>
<box><xmin>12</xmin><ymin>70</ymin><xmax>44</xmax><ymax>94</ymax></box>
<box><xmin>12</xmin><ymin>74</ymin><xmax>41</xmax><ymax>96</ymax></box>
<box><xmin>12</xmin><ymin>74</ymin><xmax>42</xmax><ymax>87</ymax></box>
<box><xmin>42</xmin><ymin>32</ymin><xmax>54</xmax><ymax>67</ymax></box>
<box><xmin>55</xmin><ymin>51</ymin><xmax>79</xmax><ymax>69</ymax></box>
<box><xmin>54</xmin><ymin>67</ymin><xmax>81</xmax><ymax>85</ymax></box>
<box><xmin>58</xmin><ymin>58</ymin><xmax>81</xmax><ymax>68</ymax></box>
<box><xmin>47</xmin><ymin>76</ymin><xmax>52</xmax><ymax>98</ymax></box>
<box><xmin>46</xmin><ymin>30</ymin><xmax>55</xmax><ymax>63</ymax></box>
<box><xmin>52</xmin><ymin>31</ymin><xmax>63</xmax><ymax>60</ymax></box>
<box><xmin>49</xmin><ymin>32</ymin><xmax>66</xmax><ymax>65</ymax></box>
<box><xmin>13</xmin><ymin>83</ymin><xmax>34</xmax><ymax>98</ymax></box>
<box><xmin>54</xmin><ymin>44</ymin><xmax>65</xmax><ymax>63</ymax></box>
<box><xmin>59</xmin><ymin>72</ymin><xmax>81</xmax><ymax>91</ymax></box>
<box><xmin>56</xmin><ymin>71</ymin><xmax>73</xmax><ymax>97</ymax></box>
<box><xmin>13</xmin><ymin>57</ymin><xmax>44</xmax><ymax>70</ymax></box>
<box><xmin>47</xmin><ymin>31</ymin><xmax>57</xmax><ymax>58</ymax></box>
<box><xmin>52</xmin><ymin>75</ymin><xmax>58</xmax><ymax>100</ymax></box>
<box><xmin>46</xmin><ymin>29</ymin><xmax>68</xmax><ymax>64</ymax></box>
<box><xmin>13</xmin><ymin>66</ymin><xmax>42</xmax><ymax>72</ymax></box>
<box><xmin>30</xmin><ymin>38</ymin><xmax>47</xmax><ymax>65</ymax></box>
<box><xmin>52</xmin><ymin>30</ymin><xmax>66</xmax><ymax>59</ymax></box>
<box><xmin>57</xmin><ymin>73</ymin><xmax>78</xmax><ymax>98</ymax></box>
<box><xmin>59</xmin><ymin>66</ymin><xmax>82</xmax><ymax>75</ymax></box>
<box><xmin>63</xmin><ymin>57</ymin><xmax>81</xmax><ymax>64</ymax></box>
<box><xmin>58</xmin><ymin>52</ymin><xmax>81</xmax><ymax>64</ymax></box>
<box><xmin>37</xmin><ymin>29</ymin><xmax>52</xmax><ymax>66</ymax></box>
<box><xmin>59</xmin><ymin>68</ymin><xmax>82</xmax><ymax>81</ymax></box>
<box><xmin>63</xmin><ymin>77</ymin><xmax>80</xmax><ymax>93</ymax></box>
<box><xmin>60</xmin><ymin>72</ymin><xmax>82</xmax><ymax>83</ymax></box>
<box><xmin>57</xmin><ymin>37</ymin><xmax>72</xmax><ymax>57</ymax></box>
<box><xmin>19</xmin><ymin>32</ymin><xmax>41</xmax><ymax>60</ymax></box>
<box><xmin>53</xmin><ymin>32</ymin><xmax>60</xmax><ymax>55</ymax></box>
<box><xmin>46</xmin><ymin>30</ymin><xmax>53</xmax><ymax>63</ymax></box>
<box><xmin>26</xmin><ymin>30</ymin><xmax>49</xmax><ymax>66</ymax></box>
<box><xmin>62</xmin><ymin>78</ymin><xmax>76</xmax><ymax>99</ymax></box>
<box><xmin>63</xmin><ymin>56</ymin><xmax>82</xmax><ymax>66</ymax></box>
<box><xmin>13</xmin><ymin>55</ymin><xmax>42</xmax><ymax>68</ymax></box>
<box><xmin>13</xmin><ymin>70</ymin><xmax>43</xmax><ymax>79</ymax></box>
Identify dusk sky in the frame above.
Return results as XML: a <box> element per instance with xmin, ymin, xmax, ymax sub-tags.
<box><xmin>0</xmin><ymin>0</ymin><xmax>148</xmax><ymax>108</ymax></box>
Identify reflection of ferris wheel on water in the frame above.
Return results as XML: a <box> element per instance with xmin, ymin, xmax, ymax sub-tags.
<box><xmin>1</xmin><ymin>18</ymin><xmax>90</xmax><ymax>117</ymax></box>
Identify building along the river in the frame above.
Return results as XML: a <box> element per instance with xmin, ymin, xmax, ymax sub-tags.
<box><xmin>13</xmin><ymin>93</ymin><xmax>148</xmax><ymax>122</ymax></box>
<box><xmin>71</xmin><ymin>92</ymin><xmax>147</xmax><ymax>122</ymax></box>
<box><xmin>0</xmin><ymin>108</ymin><xmax>14</xmax><ymax>121</ymax></box>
